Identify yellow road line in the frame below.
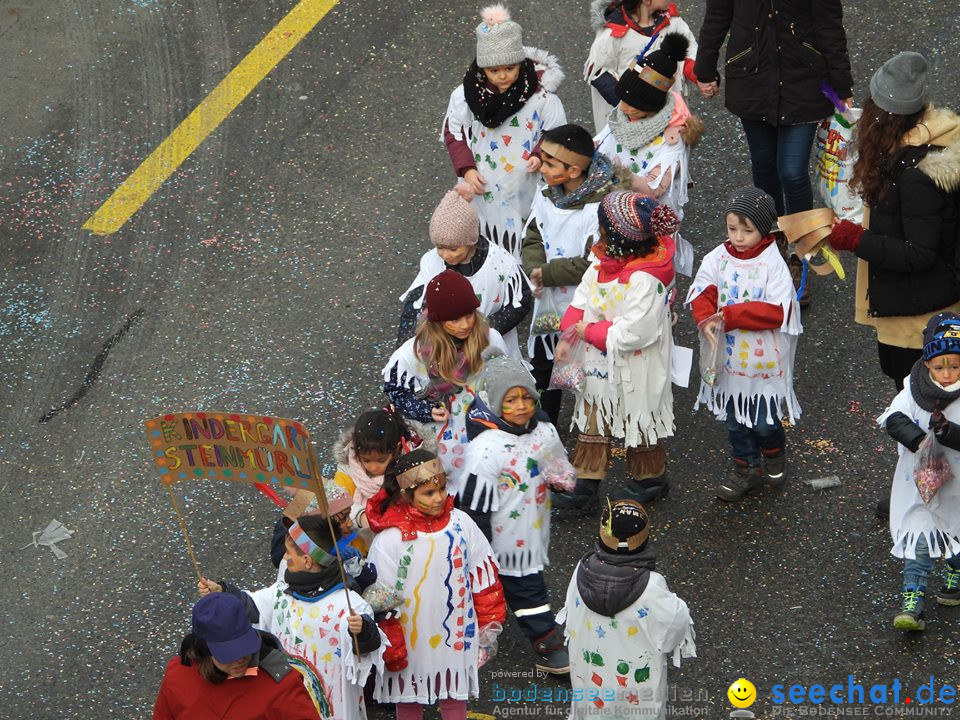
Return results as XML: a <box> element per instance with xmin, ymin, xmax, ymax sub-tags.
<box><xmin>83</xmin><ymin>0</ymin><xmax>339</xmax><ymax>235</ymax></box>
<box><xmin>466</xmin><ymin>714</ymin><xmax>496</xmax><ymax>720</ymax></box>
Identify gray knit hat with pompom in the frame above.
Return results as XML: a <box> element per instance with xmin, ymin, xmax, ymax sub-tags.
<box><xmin>475</xmin><ymin>4</ymin><xmax>525</xmax><ymax>68</ymax></box>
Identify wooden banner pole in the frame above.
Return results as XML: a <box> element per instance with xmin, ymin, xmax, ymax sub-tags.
<box><xmin>165</xmin><ymin>485</ymin><xmax>203</xmax><ymax>583</ymax></box>
<box><xmin>306</xmin><ymin>440</ymin><xmax>360</xmax><ymax>656</ymax></box>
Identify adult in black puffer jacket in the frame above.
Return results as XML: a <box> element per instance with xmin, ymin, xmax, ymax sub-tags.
<box><xmin>694</xmin><ymin>0</ymin><xmax>853</xmax><ymax>214</ymax></box>
<box><xmin>827</xmin><ymin>52</ymin><xmax>960</xmax><ymax>391</ymax></box>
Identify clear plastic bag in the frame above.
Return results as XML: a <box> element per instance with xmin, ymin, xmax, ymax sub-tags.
<box><xmin>697</xmin><ymin>312</ymin><xmax>725</xmax><ymax>387</ymax></box>
<box><xmin>477</xmin><ymin>621</ymin><xmax>503</xmax><ymax>668</ymax></box>
<box><xmin>540</xmin><ymin>444</ymin><xmax>576</xmax><ymax>492</ymax></box>
<box><xmin>548</xmin><ymin>326</ymin><xmax>586</xmax><ymax>392</ymax></box>
<box><xmin>914</xmin><ymin>431</ymin><xmax>953</xmax><ymax>504</ymax></box>
<box><xmin>530</xmin><ymin>290</ymin><xmax>563</xmax><ymax>336</ymax></box>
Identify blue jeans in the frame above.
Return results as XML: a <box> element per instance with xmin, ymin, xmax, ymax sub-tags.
<box><xmin>740</xmin><ymin>119</ymin><xmax>818</xmax><ymax>216</ymax></box>
<box><xmin>724</xmin><ymin>397</ymin><xmax>786</xmax><ymax>465</ymax></box>
<box><xmin>903</xmin><ymin>535</ymin><xmax>960</xmax><ymax>591</ymax></box>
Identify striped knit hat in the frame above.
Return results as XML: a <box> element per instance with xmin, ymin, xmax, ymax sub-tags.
<box><xmin>598</xmin><ymin>191</ymin><xmax>680</xmax><ymax>259</ymax></box>
<box><xmin>724</xmin><ymin>186</ymin><xmax>777</xmax><ymax>236</ymax></box>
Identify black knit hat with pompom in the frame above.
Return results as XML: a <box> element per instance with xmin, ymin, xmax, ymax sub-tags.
<box><xmin>616</xmin><ymin>32</ymin><xmax>689</xmax><ymax>112</ymax></box>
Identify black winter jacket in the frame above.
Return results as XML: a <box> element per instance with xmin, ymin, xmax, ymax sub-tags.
<box><xmin>855</xmin><ymin>144</ymin><xmax>960</xmax><ymax>318</ymax></box>
<box><xmin>694</xmin><ymin>0</ymin><xmax>853</xmax><ymax>125</ymax></box>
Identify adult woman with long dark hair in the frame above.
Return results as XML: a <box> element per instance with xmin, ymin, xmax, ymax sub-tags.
<box><xmin>825</xmin><ymin>52</ymin><xmax>960</xmax><ymax>519</ymax></box>
<box><xmin>826</xmin><ymin>52</ymin><xmax>960</xmax><ymax>391</ymax></box>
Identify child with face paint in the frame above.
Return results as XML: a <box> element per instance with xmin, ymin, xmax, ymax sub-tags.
<box><xmin>365</xmin><ymin>449</ymin><xmax>507</xmax><ymax>720</ymax></box>
<box><xmin>197</xmin><ymin>510</ymin><xmax>384</xmax><ymax>720</ymax></box>
<box><xmin>880</xmin><ymin>313</ymin><xmax>960</xmax><ymax>631</ymax></box>
<box><xmin>521</xmin><ymin>123</ymin><xmax>630</xmax><ymax>425</ymax></box>
<box><xmin>442</xmin><ymin>4</ymin><xmax>566</xmax><ymax>258</ymax></box>
<box><xmin>460</xmin><ymin>348</ymin><xmax>572</xmax><ymax>674</ymax></box>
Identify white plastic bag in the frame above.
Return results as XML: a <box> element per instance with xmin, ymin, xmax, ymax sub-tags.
<box><xmin>814</xmin><ymin>109</ymin><xmax>863</xmax><ymax>223</ymax></box>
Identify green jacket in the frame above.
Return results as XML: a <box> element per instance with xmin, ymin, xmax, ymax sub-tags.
<box><xmin>520</xmin><ymin>170</ymin><xmax>628</xmax><ymax>287</ymax></box>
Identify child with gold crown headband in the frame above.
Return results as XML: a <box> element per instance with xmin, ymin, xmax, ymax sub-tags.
<box><xmin>365</xmin><ymin>448</ymin><xmax>506</xmax><ymax>720</ymax></box>
<box><xmin>559</xmin><ymin>498</ymin><xmax>696</xmax><ymax>719</ymax></box>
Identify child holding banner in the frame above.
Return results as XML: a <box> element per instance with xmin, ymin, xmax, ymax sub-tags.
<box><xmin>383</xmin><ymin>269</ymin><xmax>508</xmax><ymax>496</ymax></box>
<box><xmin>365</xmin><ymin>448</ymin><xmax>506</xmax><ymax>720</ymax></box>
<box><xmin>199</xmin><ymin>511</ymin><xmax>384</xmax><ymax>720</ymax></box>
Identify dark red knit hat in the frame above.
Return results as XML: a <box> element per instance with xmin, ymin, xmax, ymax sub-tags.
<box><xmin>425</xmin><ymin>269</ymin><xmax>480</xmax><ymax>322</ymax></box>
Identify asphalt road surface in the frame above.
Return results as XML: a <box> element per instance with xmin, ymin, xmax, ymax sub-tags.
<box><xmin>2</xmin><ymin>0</ymin><xmax>960</xmax><ymax>718</ymax></box>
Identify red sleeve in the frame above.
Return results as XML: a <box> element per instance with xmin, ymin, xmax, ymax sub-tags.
<box><xmin>443</xmin><ymin>119</ymin><xmax>477</xmax><ymax>178</ymax></box>
<box><xmin>683</xmin><ymin>58</ymin><xmax>698</xmax><ymax>84</ymax></box>
<box><xmin>276</xmin><ymin>669</ymin><xmax>326</xmax><ymax>719</ymax></box>
<box><xmin>473</xmin><ymin>572</ymin><xmax>507</xmax><ymax>627</ymax></box>
<box><xmin>722</xmin><ymin>301</ymin><xmax>784</xmax><ymax>331</ymax></box>
<box><xmin>690</xmin><ymin>285</ymin><xmax>719</xmax><ymax>325</ymax></box>
<box><xmin>559</xmin><ymin>305</ymin><xmax>584</xmax><ymax>332</ymax></box>
<box><xmin>584</xmin><ymin>321</ymin><xmax>612</xmax><ymax>352</ymax></box>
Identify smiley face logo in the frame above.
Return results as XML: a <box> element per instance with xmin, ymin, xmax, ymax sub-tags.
<box><xmin>728</xmin><ymin>678</ymin><xmax>756</xmax><ymax>708</ymax></box>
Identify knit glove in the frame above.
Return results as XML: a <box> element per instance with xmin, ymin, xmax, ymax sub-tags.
<box><xmin>376</xmin><ymin>612</ymin><xmax>408</xmax><ymax>671</ymax></box>
<box><xmin>930</xmin><ymin>409</ymin><xmax>950</xmax><ymax>437</ymax></box>
<box><xmin>827</xmin><ymin>220</ymin><xmax>864</xmax><ymax>253</ymax></box>
<box><xmin>928</xmin><ymin>409</ymin><xmax>960</xmax><ymax>452</ymax></box>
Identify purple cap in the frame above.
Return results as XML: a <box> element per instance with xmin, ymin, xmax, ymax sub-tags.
<box><xmin>192</xmin><ymin>593</ymin><xmax>261</xmax><ymax>664</ymax></box>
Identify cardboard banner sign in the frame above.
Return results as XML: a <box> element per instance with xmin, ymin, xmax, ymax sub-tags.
<box><xmin>145</xmin><ymin>412</ymin><xmax>316</xmax><ymax>489</ymax></box>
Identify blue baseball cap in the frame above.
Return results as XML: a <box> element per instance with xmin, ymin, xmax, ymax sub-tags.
<box><xmin>192</xmin><ymin>594</ymin><xmax>261</xmax><ymax>664</ymax></box>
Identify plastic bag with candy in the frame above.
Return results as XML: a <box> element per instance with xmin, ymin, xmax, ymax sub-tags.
<box><xmin>530</xmin><ymin>290</ymin><xmax>563</xmax><ymax>336</ymax></box>
<box><xmin>540</xmin><ymin>445</ymin><xmax>576</xmax><ymax>492</ymax></box>
<box><xmin>477</xmin><ymin>621</ymin><xmax>503</xmax><ymax>668</ymax></box>
<box><xmin>548</xmin><ymin>326</ymin><xmax>587</xmax><ymax>392</ymax></box>
<box><xmin>914</xmin><ymin>431</ymin><xmax>953</xmax><ymax>504</ymax></box>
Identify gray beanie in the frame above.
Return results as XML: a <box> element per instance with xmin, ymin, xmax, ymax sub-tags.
<box><xmin>475</xmin><ymin>4</ymin><xmax>525</xmax><ymax>69</ymax></box>
<box><xmin>870</xmin><ymin>52</ymin><xmax>929</xmax><ymax>115</ymax></box>
<box><xmin>724</xmin><ymin>185</ymin><xmax>778</xmax><ymax>236</ymax></box>
<box><xmin>476</xmin><ymin>347</ymin><xmax>538</xmax><ymax>416</ymax></box>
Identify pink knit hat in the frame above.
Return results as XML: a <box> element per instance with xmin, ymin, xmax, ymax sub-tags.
<box><xmin>429</xmin><ymin>190</ymin><xmax>479</xmax><ymax>248</ymax></box>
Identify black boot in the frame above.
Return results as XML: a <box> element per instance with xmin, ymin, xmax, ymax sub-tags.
<box><xmin>620</xmin><ymin>475</ymin><xmax>670</xmax><ymax>503</ymax></box>
<box><xmin>552</xmin><ymin>478</ymin><xmax>600</xmax><ymax>511</ymax></box>
<box><xmin>532</xmin><ymin>626</ymin><xmax>570</xmax><ymax>675</ymax></box>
